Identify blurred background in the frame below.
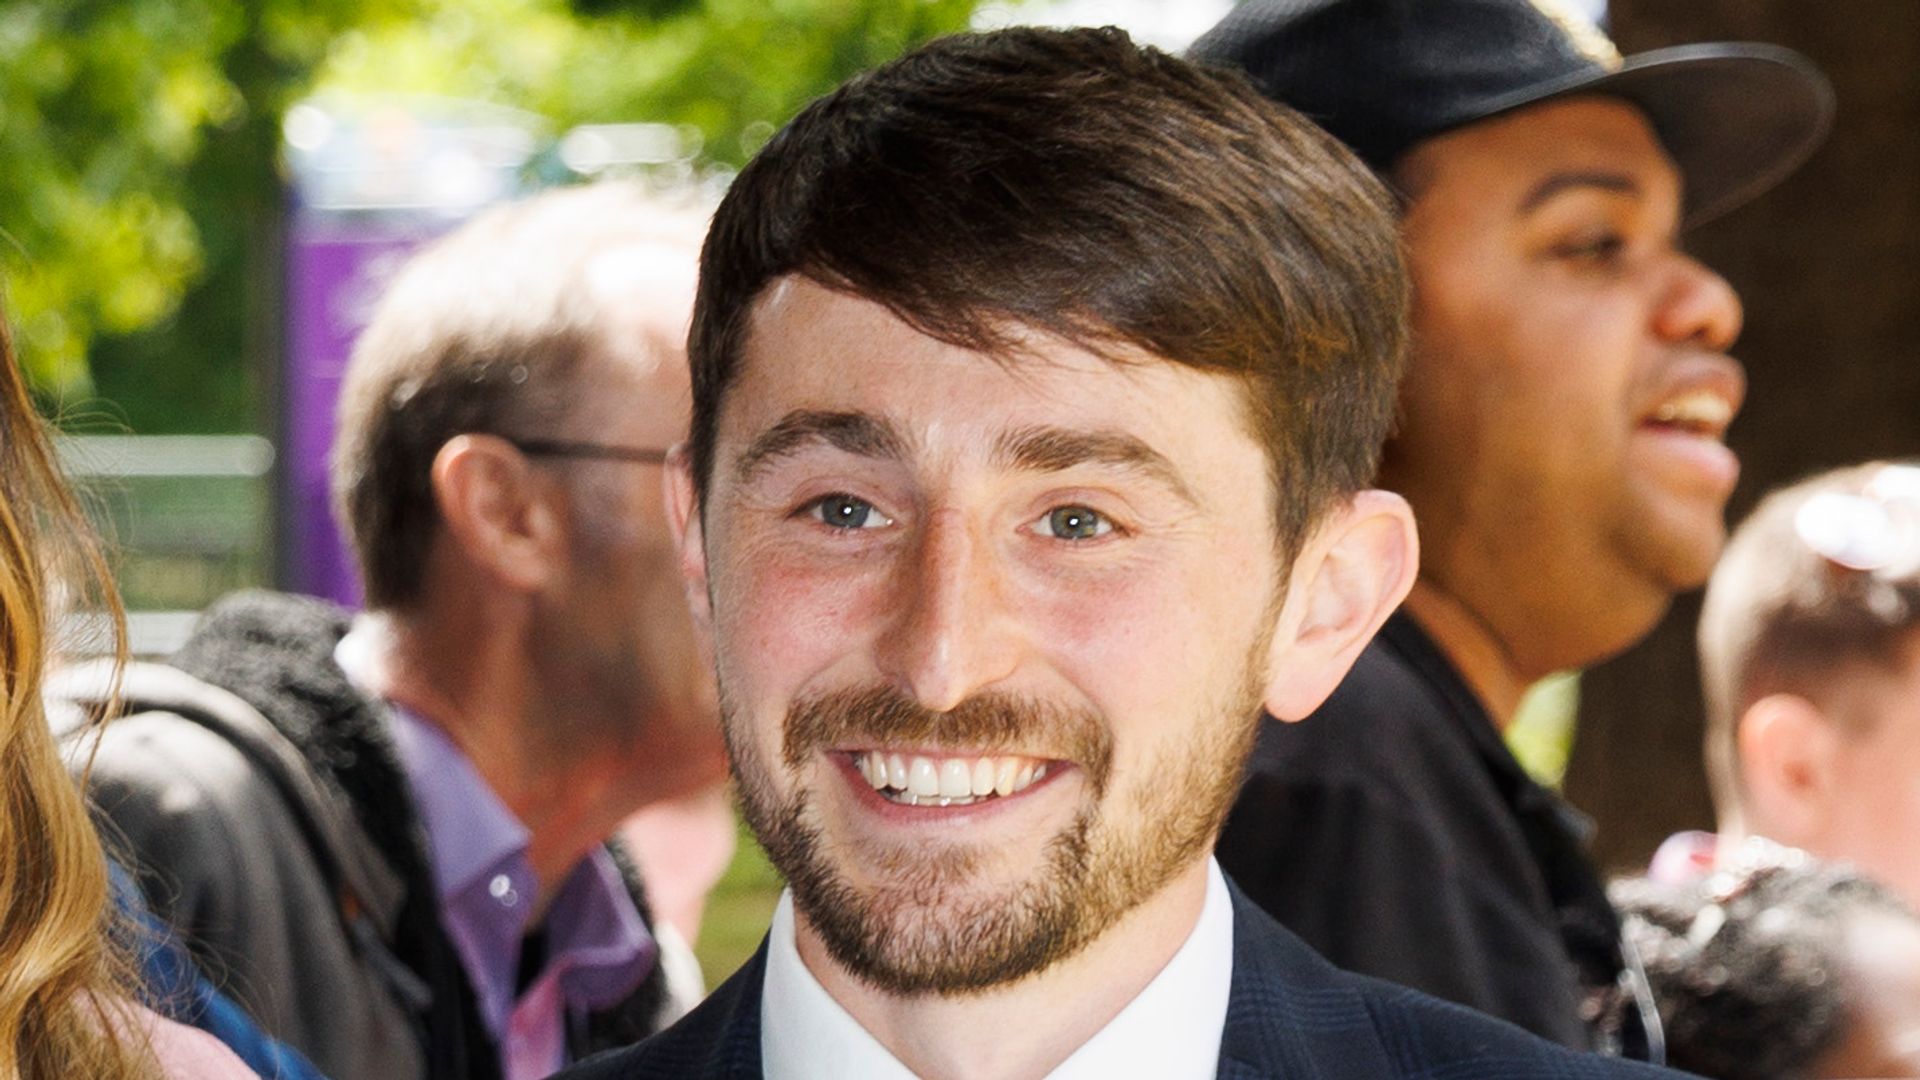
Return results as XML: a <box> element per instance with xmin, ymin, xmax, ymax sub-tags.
<box><xmin>13</xmin><ymin>0</ymin><xmax>1900</xmax><ymax>985</ymax></box>
<box><xmin>8</xmin><ymin>0</ymin><xmax>1241</xmax><ymax>989</ymax></box>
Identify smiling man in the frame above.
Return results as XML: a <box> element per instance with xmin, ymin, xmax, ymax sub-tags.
<box><xmin>564</xmin><ymin>25</ymin><xmax>1683</xmax><ymax>1080</ymax></box>
<box><xmin>1193</xmin><ymin>0</ymin><xmax>1833</xmax><ymax>1057</ymax></box>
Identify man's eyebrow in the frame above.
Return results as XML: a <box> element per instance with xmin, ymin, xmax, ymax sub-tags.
<box><xmin>992</xmin><ymin>425</ymin><xmax>1197</xmax><ymax>505</ymax></box>
<box><xmin>735</xmin><ymin>409</ymin><xmax>907</xmax><ymax>481</ymax></box>
<box><xmin>1518</xmin><ymin>170</ymin><xmax>1641</xmax><ymax>213</ymax></box>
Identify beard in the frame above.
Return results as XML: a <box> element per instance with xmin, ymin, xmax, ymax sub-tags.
<box><xmin>724</xmin><ymin>662</ymin><xmax>1267</xmax><ymax>997</ymax></box>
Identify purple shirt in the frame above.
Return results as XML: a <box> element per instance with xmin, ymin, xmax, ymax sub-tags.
<box><xmin>387</xmin><ymin>708</ymin><xmax>657</xmax><ymax>1080</ymax></box>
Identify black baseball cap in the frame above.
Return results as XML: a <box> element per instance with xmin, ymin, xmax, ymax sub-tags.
<box><xmin>1190</xmin><ymin>0</ymin><xmax>1834</xmax><ymax>226</ymax></box>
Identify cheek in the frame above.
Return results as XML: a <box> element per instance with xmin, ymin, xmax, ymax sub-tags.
<box><xmin>709</xmin><ymin>536</ymin><xmax>892</xmax><ymax>698</ymax></box>
<box><xmin>1015</xmin><ymin>569</ymin><xmax>1159</xmax><ymax>653</ymax></box>
<box><xmin>1011</xmin><ymin>542</ymin><xmax>1275</xmax><ymax>712</ymax></box>
<box><xmin>1411</xmin><ymin>273</ymin><xmax>1642</xmax><ymax>433</ymax></box>
<box><xmin>1866</xmin><ymin>764</ymin><xmax>1920</xmax><ymax>845</ymax></box>
<box><xmin>1830</xmin><ymin>743</ymin><xmax>1920</xmax><ymax>857</ymax></box>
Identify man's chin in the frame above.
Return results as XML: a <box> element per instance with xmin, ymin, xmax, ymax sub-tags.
<box><xmin>797</xmin><ymin>876</ymin><xmax>1086</xmax><ymax>996</ymax></box>
<box><xmin>782</xmin><ymin>818</ymin><xmax>1100</xmax><ymax>996</ymax></box>
<box><xmin>1627</xmin><ymin>483</ymin><xmax>1733</xmax><ymax>591</ymax></box>
<box><xmin>1636</xmin><ymin>515</ymin><xmax>1728</xmax><ymax>597</ymax></box>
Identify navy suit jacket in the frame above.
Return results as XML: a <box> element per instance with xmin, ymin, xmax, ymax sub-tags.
<box><xmin>560</xmin><ymin>883</ymin><xmax>1685</xmax><ymax>1078</ymax></box>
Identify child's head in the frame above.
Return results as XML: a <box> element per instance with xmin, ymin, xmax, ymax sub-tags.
<box><xmin>1700</xmin><ymin>462</ymin><xmax>1920</xmax><ymax>907</ymax></box>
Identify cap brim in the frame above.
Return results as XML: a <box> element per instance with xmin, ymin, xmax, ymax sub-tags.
<box><xmin>1472</xmin><ymin>43</ymin><xmax>1835</xmax><ymax>227</ymax></box>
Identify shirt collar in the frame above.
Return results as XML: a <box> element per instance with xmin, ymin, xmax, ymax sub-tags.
<box><xmin>382</xmin><ymin>700</ymin><xmax>657</xmax><ymax>1033</ymax></box>
<box><xmin>386</xmin><ymin>704</ymin><xmax>530</xmax><ymax>900</ymax></box>
<box><xmin>761</xmin><ymin>858</ymin><xmax>1234</xmax><ymax>1080</ymax></box>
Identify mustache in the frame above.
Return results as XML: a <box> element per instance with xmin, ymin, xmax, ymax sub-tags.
<box><xmin>782</xmin><ymin>683</ymin><xmax>1114</xmax><ymax>795</ymax></box>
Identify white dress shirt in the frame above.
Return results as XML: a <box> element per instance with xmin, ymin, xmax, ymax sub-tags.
<box><xmin>762</xmin><ymin>859</ymin><xmax>1234</xmax><ymax>1079</ymax></box>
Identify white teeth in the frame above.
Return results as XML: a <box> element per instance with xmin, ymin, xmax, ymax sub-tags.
<box><xmin>893</xmin><ymin>792</ymin><xmax>982</xmax><ymax>807</ymax></box>
<box><xmin>1653</xmin><ymin>391</ymin><xmax>1733</xmax><ymax>431</ymax></box>
<box><xmin>994</xmin><ymin>758</ymin><xmax>1020</xmax><ymax>796</ymax></box>
<box><xmin>855</xmin><ymin>751</ymin><xmax>1051</xmax><ymax>805</ymax></box>
<box><xmin>938</xmin><ymin>759</ymin><xmax>973</xmax><ymax>798</ymax></box>
<box><xmin>908</xmin><ymin>757</ymin><xmax>941</xmax><ymax>797</ymax></box>
<box><xmin>971</xmin><ymin>758</ymin><xmax>996</xmax><ymax>797</ymax></box>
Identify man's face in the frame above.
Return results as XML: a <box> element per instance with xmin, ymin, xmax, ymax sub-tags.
<box><xmin>537</xmin><ymin>330</ymin><xmax>722</xmax><ymax>783</ymax></box>
<box><xmin>1385</xmin><ymin>97</ymin><xmax>1746</xmax><ymax>674</ymax></box>
<box><xmin>678</xmin><ymin>277</ymin><xmax>1288</xmax><ymax>993</ymax></box>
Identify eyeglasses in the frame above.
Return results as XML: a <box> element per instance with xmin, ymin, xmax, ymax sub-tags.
<box><xmin>1793</xmin><ymin>463</ymin><xmax>1920</xmax><ymax>576</ymax></box>
<box><xmin>507</xmin><ymin>438</ymin><xmax>671</xmax><ymax>466</ymax></box>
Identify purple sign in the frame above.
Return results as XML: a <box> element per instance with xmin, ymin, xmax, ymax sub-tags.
<box><xmin>278</xmin><ymin>96</ymin><xmax>551</xmax><ymax>604</ymax></box>
<box><xmin>282</xmin><ymin>214</ymin><xmax>451</xmax><ymax>606</ymax></box>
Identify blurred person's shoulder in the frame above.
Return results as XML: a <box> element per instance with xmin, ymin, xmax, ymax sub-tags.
<box><xmin>1224</xmin><ymin>609</ymin><xmax>1514</xmax><ymax>866</ymax></box>
<box><xmin>1243</xmin><ymin>611</ymin><xmax>1488</xmax><ymax>789</ymax></box>
<box><xmin>142</xmin><ymin>1005</ymin><xmax>261</xmax><ymax>1079</ymax></box>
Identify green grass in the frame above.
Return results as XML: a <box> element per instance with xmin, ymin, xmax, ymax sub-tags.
<box><xmin>693</xmin><ymin>816</ymin><xmax>785</xmax><ymax>985</ymax></box>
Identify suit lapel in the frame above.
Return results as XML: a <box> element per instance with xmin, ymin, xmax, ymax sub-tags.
<box><xmin>728</xmin><ymin>892</ymin><xmax>1403</xmax><ymax>1079</ymax></box>
<box><xmin>644</xmin><ymin>939</ymin><xmax>767</xmax><ymax>1078</ymax></box>
<box><xmin>1215</xmin><ymin>884</ymin><xmax>1397</xmax><ymax>1079</ymax></box>
<box><xmin>718</xmin><ymin>945</ymin><xmax>769</xmax><ymax>1078</ymax></box>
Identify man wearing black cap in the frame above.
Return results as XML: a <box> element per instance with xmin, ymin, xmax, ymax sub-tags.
<box><xmin>1192</xmin><ymin>0</ymin><xmax>1832</xmax><ymax>1058</ymax></box>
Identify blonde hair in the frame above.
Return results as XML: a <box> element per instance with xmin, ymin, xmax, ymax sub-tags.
<box><xmin>0</xmin><ymin>310</ymin><xmax>155</xmax><ymax>1077</ymax></box>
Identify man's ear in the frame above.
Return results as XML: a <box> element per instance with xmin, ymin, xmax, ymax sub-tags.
<box><xmin>1737</xmin><ymin>693</ymin><xmax>1838</xmax><ymax>846</ymax></box>
<box><xmin>431</xmin><ymin>434</ymin><xmax>564</xmax><ymax>592</ymax></box>
<box><xmin>1262</xmin><ymin>489</ymin><xmax>1418</xmax><ymax>721</ymax></box>
<box><xmin>664</xmin><ymin>446</ymin><xmax>714</xmax><ymax>645</ymax></box>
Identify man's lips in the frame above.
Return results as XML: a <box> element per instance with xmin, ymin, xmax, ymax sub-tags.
<box><xmin>1643</xmin><ymin>388</ymin><xmax>1735</xmax><ymax>437</ymax></box>
<box><xmin>1629</xmin><ymin>357</ymin><xmax>1746</xmax><ymax>497</ymax></box>
<box><xmin>1636</xmin><ymin>356</ymin><xmax>1746</xmax><ymax>442</ymax></box>
<box><xmin>1630</xmin><ymin>421</ymin><xmax>1741</xmax><ymax>499</ymax></box>
<box><xmin>840</xmin><ymin>748</ymin><xmax>1057</xmax><ymax>808</ymax></box>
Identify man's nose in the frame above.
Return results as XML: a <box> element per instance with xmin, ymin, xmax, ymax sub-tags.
<box><xmin>875</xmin><ymin>510</ymin><xmax>1022</xmax><ymax>714</ymax></box>
<box><xmin>1653</xmin><ymin>253</ymin><xmax>1744</xmax><ymax>353</ymax></box>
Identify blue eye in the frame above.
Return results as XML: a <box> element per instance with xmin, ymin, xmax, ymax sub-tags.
<box><xmin>808</xmin><ymin>494</ymin><xmax>891</xmax><ymax>530</ymax></box>
<box><xmin>1037</xmin><ymin>505</ymin><xmax>1110</xmax><ymax>540</ymax></box>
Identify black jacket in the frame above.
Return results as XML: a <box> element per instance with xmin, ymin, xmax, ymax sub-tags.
<box><xmin>557</xmin><ymin>882</ymin><xmax>1681</xmax><ymax>1078</ymax></box>
<box><xmin>81</xmin><ymin>590</ymin><xmax>670</xmax><ymax>1080</ymax></box>
<box><xmin>1217</xmin><ymin>611</ymin><xmax>1636</xmax><ymax>1052</ymax></box>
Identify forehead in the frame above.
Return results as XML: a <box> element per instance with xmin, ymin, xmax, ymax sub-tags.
<box><xmin>1398</xmin><ymin>96</ymin><xmax>1680</xmax><ymax>204</ymax></box>
<box><xmin>721</xmin><ymin>276</ymin><xmax>1262</xmax><ymax>468</ymax></box>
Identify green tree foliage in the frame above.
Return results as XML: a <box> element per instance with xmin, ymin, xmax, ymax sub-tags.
<box><xmin>316</xmin><ymin>0</ymin><xmax>981</xmax><ymax>170</ymax></box>
<box><xmin>1</xmin><ymin>0</ymin><xmax>980</xmax><ymax>431</ymax></box>
<box><xmin>0</xmin><ymin>1</ymin><xmax>420</xmax><ymax>419</ymax></box>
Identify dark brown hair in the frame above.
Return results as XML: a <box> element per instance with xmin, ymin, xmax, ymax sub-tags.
<box><xmin>331</xmin><ymin>182</ymin><xmax>705</xmax><ymax>609</ymax></box>
<box><xmin>687</xmin><ymin>25</ymin><xmax>1407</xmax><ymax>555</ymax></box>
<box><xmin>1699</xmin><ymin>460</ymin><xmax>1920</xmax><ymax>816</ymax></box>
